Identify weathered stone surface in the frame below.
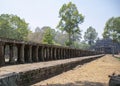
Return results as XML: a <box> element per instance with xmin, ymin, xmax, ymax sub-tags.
<box><xmin>0</xmin><ymin>73</ymin><xmax>19</xmax><ymax>86</ymax></box>
<box><xmin>0</xmin><ymin>43</ymin><xmax>5</xmax><ymax>66</ymax></box>
<box><xmin>0</xmin><ymin>54</ymin><xmax>104</xmax><ymax>86</ymax></box>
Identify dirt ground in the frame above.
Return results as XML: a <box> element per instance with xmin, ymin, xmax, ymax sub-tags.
<box><xmin>32</xmin><ymin>55</ymin><xmax>120</xmax><ymax>86</ymax></box>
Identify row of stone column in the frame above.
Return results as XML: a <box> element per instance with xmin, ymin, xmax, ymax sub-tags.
<box><xmin>0</xmin><ymin>42</ymin><xmax>100</xmax><ymax>66</ymax></box>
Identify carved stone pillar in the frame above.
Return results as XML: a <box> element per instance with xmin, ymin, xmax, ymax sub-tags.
<box><xmin>59</xmin><ymin>48</ymin><xmax>61</xmax><ymax>59</ymax></box>
<box><xmin>0</xmin><ymin>42</ymin><xmax>5</xmax><ymax>66</ymax></box>
<box><xmin>19</xmin><ymin>44</ymin><xmax>25</xmax><ymax>63</ymax></box>
<box><xmin>57</xmin><ymin>48</ymin><xmax>60</xmax><ymax>59</ymax></box>
<box><xmin>9</xmin><ymin>45</ymin><xmax>16</xmax><ymax>64</ymax></box>
<box><xmin>53</xmin><ymin>48</ymin><xmax>56</xmax><ymax>60</ymax></box>
<box><xmin>46</xmin><ymin>47</ymin><xmax>49</xmax><ymax>61</ymax></box>
<box><xmin>68</xmin><ymin>49</ymin><xmax>71</xmax><ymax>58</ymax></box>
<box><xmin>35</xmin><ymin>46</ymin><xmax>39</xmax><ymax>62</ymax></box>
<box><xmin>27</xmin><ymin>45</ymin><xmax>32</xmax><ymax>62</ymax></box>
<box><xmin>66</xmin><ymin>49</ymin><xmax>67</xmax><ymax>58</ymax></box>
<box><xmin>55</xmin><ymin>48</ymin><xmax>57</xmax><ymax>60</ymax></box>
<box><xmin>49</xmin><ymin>47</ymin><xmax>52</xmax><ymax>60</ymax></box>
<box><xmin>41</xmin><ymin>46</ymin><xmax>44</xmax><ymax>61</ymax></box>
<box><xmin>60</xmin><ymin>48</ymin><xmax>63</xmax><ymax>59</ymax></box>
<box><xmin>73</xmin><ymin>49</ymin><xmax>74</xmax><ymax>57</ymax></box>
<box><xmin>64</xmin><ymin>49</ymin><xmax>66</xmax><ymax>59</ymax></box>
<box><xmin>44</xmin><ymin>47</ymin><xmax>46</xmax><ymax>61</ymax></box>
<box><xmin>32</xmin><ymin>46</ymin><xmax>39</xmax><ymax>62</ymax></box>
<box><xmin>52</xmin><ymin>48</ymin><xmax>54</xmax><ymax>60</ymax></box>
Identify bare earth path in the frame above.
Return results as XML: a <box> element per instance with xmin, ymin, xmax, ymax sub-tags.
<box><xmin>32</xmin><ymin>55</ymin><xmax>120</xmax><ymax>86</ymax></box>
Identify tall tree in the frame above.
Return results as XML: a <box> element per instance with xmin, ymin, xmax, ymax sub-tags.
<box><xmin>57</xmin><ymin>2</ymin><xmax>84</xmax><ymax>47</ymax></box>
<box><xmin>103</xmin><ymin>17</ymin><xmax>120</xmax><ymax>55</ymax></box>
<box><xmin>0</xmin><ymin>14</ymin><xmax>29</xmax><ymax>40</ymax></box>
<box><xmin>84</xmin><ymin>26</ymin><xmax>98</xmax><ymax>45</ymax></box>
<box><xmin>103</xmin><ymin>17</ymin><xmax>120</xmax><ymax>42</ymax></box>
<box><xmin>42</xmin><ymin>27</ymin><xmax>55</xmax><ymax>44</ymax></box>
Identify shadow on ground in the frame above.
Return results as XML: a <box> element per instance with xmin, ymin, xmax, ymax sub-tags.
<box><xmin>33</xmin><ymin>81</ymin><xmax>108</xmax><ymax>86</ymax></box>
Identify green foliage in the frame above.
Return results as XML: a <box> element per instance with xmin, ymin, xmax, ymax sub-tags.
<box><xmin>103</xmin><ymin>17</ymin><xmax>120</xmax><ymax>42</ymax></box>
<box><xmin>79</xmin><ymin>41</ymin><xmax>90</xmax><ymax>50</ymax></box>
<box><xmin>0</xmin><ymin>14</ymin><xmax>29</xmax><ymax>40</ymax></box>
<box><xmin>42</xmin><ymin>27</ymin><xmax>55</xmax><ymax>44</ymax></box>
<box><xmin>57</xmin><ymin>2</ymin><xmax>84</xmax><ymax>47</ymax></box>
<box><xmin>27</xmin><ymin>27</ymin><xmax>43</xmax><ymax>43</ymax></box>
<box><xmin>73</xmin><ymin>41</ymin><xmax>90</xmax><ymax>50</ymax></box>
<box><xmin>54</xmin><ymin>31</ymin><xmax>68</xmax><ymax>46</ymax></box>
<box><xmin>84</xmin><ymin>26</ymin><xmax>98</xmax><ymax>45</ymax></box>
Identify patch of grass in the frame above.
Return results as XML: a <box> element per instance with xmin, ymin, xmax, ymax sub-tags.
<box><xmin>116</xmin><ymin>57</ymin><xmax>120</xmax><ymax>61</ymax></box>
<box><xmin>118</xmin><ymin>58</ymin><xmax>120</xmax><ymax>61</ymax></box>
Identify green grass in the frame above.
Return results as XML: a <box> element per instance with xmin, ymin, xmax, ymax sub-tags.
<box><xmin>116</xmin><ymin>57</ymin><xmax>120</xmax><ymax>61</ymax></box>
<box><xmin>118</xmin><ymin>58</ymin><xmax>120</xmax><ymax>61</ymax></box>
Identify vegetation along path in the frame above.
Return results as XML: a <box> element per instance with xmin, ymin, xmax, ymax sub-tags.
<box><xmin>32</xmin><ymin>55</ymin><xmax>120</xmax><ymax>86</ymax></box>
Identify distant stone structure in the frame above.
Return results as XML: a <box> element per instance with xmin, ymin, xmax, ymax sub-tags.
<box><xmin>0</xmin><ymin>37</ymin><xmax>101</xmax><ymax>66</ymax></box>
<box><xmin>90</xmin><ymin>38</ymin><xmax>120</xmax><ymax>54</ymax></box>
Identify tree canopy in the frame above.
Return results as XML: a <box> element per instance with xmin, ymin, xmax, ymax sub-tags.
<box><xmin>84</xmin><ymin>26</ymin><xmax>98</xmax><ymax>45</ymax></box>
<box><xmin>57</xmin><ymin>2</ymin><xmax>84</xmax><ymax>47</ymax></box>
<box><xmin>42</xmin><ymin>26</ymin><xmax>55</xmax><ymax>44</ymax></box>
<box><xmin>103</xmin><ymin>17</ymin><xmax>120</xmax><ymax>42</ymax></box>
<box><xmin>0</xmin><ymin>14</ymin><xmax>30</xmax><ymax>40</ymax></box>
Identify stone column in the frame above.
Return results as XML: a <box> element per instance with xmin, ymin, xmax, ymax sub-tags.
<box><xmin>66</xmin><ymin>49</ymin><xmax>69</xmax><ymax>59</ymax></box>
<box><xmin>52</xmin><ymin>48</ymin><xmax>55</xmax><ymax>60</ymax></box>
<box><xmin>32</xmin><ymin>46</ymin><xmax>39</xmax><ymax>62</ymax></box>
<box><xmin>71</xmin><ymin>49</ymin><xmax>73</xmax><ymax>58</ymax></box>
<box><xmin>53</xmin><ymin>48</ymin><xmax>56</xmax><ymax>60</ymax></box>
<box><xmin>65</xmin><ymin>49</ymin><xmax>68</xmax><ymax>59</ymax></box>
<box><xmin>73</xmin><ymin>50</ymin><xmax>74</xmax><ymax>57</ymax></box>
<box><xmin>63</xmin><ymin>49</ymin><xmax>66</xmax><ymax>59</ymax></box>
<box><xmin>68</xmin><ymin>49</ymin><xmax>70</xmax><ymax>58</ymax></box>
<box><xmin>35</xmin><ymin>46</ymin><xmax>39</xmax><ymax>62</ymax></box>
<box><xmin>61</xmin><ymin>48</ymin><xmax>63</xmax><ymax>59</ymax></box>
<box><xmin>9</xmin><ymin>45</ymin><xmax>16</xmax><ymax>64</ymax></box>
<box><xmin>19</xmin><ymin>44</ymin><xmax>25</xmax><ymax>63</ymax></box>
<box><xmin>59</xmin><ymin>48</ymin><xmax>61</xmax><ymax>59</ymax></box>
<box><xmin>0</xmin><ymin>42</ymin><xmax>5</xmax><ymax>66</ymax></box>
<box><xmin>46</xmin><ymin>47</ymin><xmax>49</xmax><ymax>61</ymax></box>
<box><xmin>28</xmin><ymin>45</ymin><xmax>32</xmax><ymax>62</ymax></box>
<box><xmin>49</xmin><ymin>47</ymin><xmax>53</xmax><ymax>60</ymax></box>
<box><xmin>54</xmin><ymin>48</ymin><xmax>57</xmax><ymax>60</ymax></box>
<box><xmin>44</xmin><ymin>47</ymin><xmax>46</xmax><ymax>61</ymax></box>
<box><xmin>57</xmin><ymin>48</ymin><xmax>60</xmax><ymax>59</ymax></box>
<box><xmin>41</xmin><ymin>46</ymin><xmax>44</xmax><ymax>61</ymax></box>
<box><xmin>51</xmin><ymin>47</ymin><xmax>53</xmax><ymax>60</ymax></box>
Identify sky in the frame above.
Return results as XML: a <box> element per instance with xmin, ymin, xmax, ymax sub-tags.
<box><xmin>0</xmin><ymin>0</ymin><xmax>120</xmax><ymax>39</ymax></box>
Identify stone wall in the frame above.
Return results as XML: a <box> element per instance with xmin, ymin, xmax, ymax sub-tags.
<box><xmin>0</xmin><ymin>54</ymin><xmax>104</xmax><ymax>86</ymax></box>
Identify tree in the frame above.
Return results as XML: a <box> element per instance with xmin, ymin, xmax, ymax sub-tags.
<box><xmin>103</xmin><ymin>17</ymin><xmax>120</xmax><ymax>42</ymax></box>
<box><xmin>57</xmin><ymin>2</ymin><xmax>84</xmax><ymax>47</ymax></box>
<box><xmin>54</xmin><ymin>31</ymin><xmax>68</xmax><ymax>46</ymax></box>
<box><xmin>42</xmin><ymin>27</ymin><xmax>55</xmax><ymax>44</ymax></box>
<box><xmin>103</xmin><ymin>17</ymin><xmax>120</xmax><ymax>55</ymax></box>
<box><xmin>84</xmin><ymin>26</ymin><xmax>98</xmax><ymax>45</ymax></box>
<box><xmin>27</xmin><ymin>27</ymin><xmax>43</xmax><ymax>43</ymax></box>
<box><xmin>0</xmin><ymin>14</ymin><xmax>29</xmax><ymax>40</ymax></box>
<box><xmin>79</xmin><ymin>41</ymin><xmax>90</xmax><ymax>50</ymax></box>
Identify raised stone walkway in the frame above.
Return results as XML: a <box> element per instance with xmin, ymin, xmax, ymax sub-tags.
<box><xmin>0</xmin><ymin>54</ymin><xmax>104</xmax><ymax>86</ymax></box>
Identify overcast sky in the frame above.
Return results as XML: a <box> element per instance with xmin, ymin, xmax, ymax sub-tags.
<box><xmin>0</xmin><ymin>0</ymin><xmax>120</xmax><ymax>38</ymax></box>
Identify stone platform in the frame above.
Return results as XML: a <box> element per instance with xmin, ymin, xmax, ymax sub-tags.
<box><xmin>0</xmin><ymin>54</ymin><xmax>104</xmax><ymax>86</ymax></box>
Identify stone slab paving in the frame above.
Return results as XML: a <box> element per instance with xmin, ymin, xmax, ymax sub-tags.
<box><xmin>0</xmin><ymin>55</ymin><xmax>103</xmax><ymax>77</ymax></box>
